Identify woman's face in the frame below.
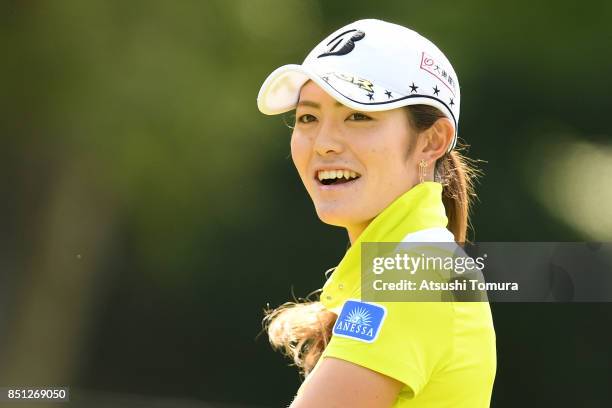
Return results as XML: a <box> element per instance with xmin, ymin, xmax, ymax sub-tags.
<box><xmin>291</xmin><ymin>80</ymin><xmax>422</xmax><ymax>238</ymax></box>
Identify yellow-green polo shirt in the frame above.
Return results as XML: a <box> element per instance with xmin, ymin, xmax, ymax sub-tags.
<box><xmin>298</xmin><ymin>182</ymin><xmax>497</xmax><ymax>407</ymax></box>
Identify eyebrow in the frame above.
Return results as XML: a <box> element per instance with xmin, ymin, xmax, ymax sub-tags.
<box><xmin>296</xmin><ymin>100</ymin><xmax>345</xmax><ymax>109</ymax></box>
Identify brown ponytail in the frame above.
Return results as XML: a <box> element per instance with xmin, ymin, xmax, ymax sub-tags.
<box><xmin>262</xmin><ymin>290</ymin><xmax>337</xmax><ymax>378</ymax></box>
<box><xmin>262</xmin><ymin>105</ymin><xmax>483</xmax><ymax>378</ymax></box>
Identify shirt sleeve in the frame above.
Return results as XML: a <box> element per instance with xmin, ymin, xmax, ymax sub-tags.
<box><xmin>320</xmin><ymin>299</ymin><xmax>454</xmax><ymax>398</ymax></box>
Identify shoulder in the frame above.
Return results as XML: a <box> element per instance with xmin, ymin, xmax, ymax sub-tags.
<box><xmin>321</xmin><ymin>298</ymin><xmax>454</xmax><ymax>397</ymax></box>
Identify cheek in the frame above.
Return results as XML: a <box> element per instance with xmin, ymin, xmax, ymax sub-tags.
<box><xmin>290</xmin><ymin>132</ymin><xmax>311</xmax><ymax>176</ymax></box>
<box><xmin>360</xmin><ymin>142</ymin><xmax>404</xmax><ymax>176</ymax></box>
<box><xmin>358</xmin><ymin>137</ymin><xmax>412</xmax><ymax>188</ymax></box>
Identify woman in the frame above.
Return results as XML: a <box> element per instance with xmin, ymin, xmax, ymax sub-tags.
<box><xmin>257</xmin><ymin>19</ymin><xmax>496</xmax><ymax>407</ymax></box>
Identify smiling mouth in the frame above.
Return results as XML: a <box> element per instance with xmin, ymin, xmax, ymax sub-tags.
<box><xmin>316</xmin><ymin>169</ymin><xmax>361</xmax><ymax>186</ymax></box>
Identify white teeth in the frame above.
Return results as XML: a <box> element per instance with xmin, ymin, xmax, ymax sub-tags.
<box><xmin>316</xmin><ymin>169</ymin><xmax>360</xmax><ymax>181</ymax></box>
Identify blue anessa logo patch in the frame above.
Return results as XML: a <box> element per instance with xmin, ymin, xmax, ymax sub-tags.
<box><xmin>333</xmin><ymin>299</ymin><xmax>387</xmax><ymax>343</ymax></box>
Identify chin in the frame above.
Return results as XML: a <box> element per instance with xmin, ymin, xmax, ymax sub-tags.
<box><xmin>314</xmin><ymin>204</ymin><xmax>362</xmax><ymax>228</ymax></box>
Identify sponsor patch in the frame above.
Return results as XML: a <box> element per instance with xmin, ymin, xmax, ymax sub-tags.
<box><xmin>333</xmin><ymin>299</ymin><xmax>387</xmax><ymax>343</ymax></box>
<box><xmin>419</xmin><ymin>51</ymin><xmax>456</xmax><ymax>96</ymax></box>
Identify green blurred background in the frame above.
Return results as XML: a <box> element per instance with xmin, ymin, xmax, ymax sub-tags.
<box><xmin>1</xmin><ymin>0</ymin><xmax>611</xmax><ymax>407</ymax></box>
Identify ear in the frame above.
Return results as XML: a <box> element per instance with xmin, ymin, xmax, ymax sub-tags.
<box><xmin>417</xmin><ymin>117</ymin><xmax>455</xmax><ymax>161</ymax></box>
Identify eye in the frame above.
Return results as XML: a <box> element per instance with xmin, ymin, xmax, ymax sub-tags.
<box><xmin>297</xmin><ymin>113</ymin><xmax>317</xmax><ymax>124</ymax></box>
<box><xmin>347</xmin><ymin>112</ymin><xmax>371</xmax><ymax>121</ymax></box>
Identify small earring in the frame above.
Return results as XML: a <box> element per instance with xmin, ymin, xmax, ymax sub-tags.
<box><xmin>419</xmin><ymin>159</ymin><xmax>428</xmax><ymax>183</ymax></box>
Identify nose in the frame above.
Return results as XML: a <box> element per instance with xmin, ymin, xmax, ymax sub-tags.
<box><xmin>313</xmin><ymin>119</ymin><xmax>344</xmax><ymax>156</ymax></box>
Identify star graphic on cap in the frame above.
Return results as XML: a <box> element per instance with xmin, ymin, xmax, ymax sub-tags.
<box><xmin>409</xmin><ymin>83</ymin><xmax>418</xmax><ymax>93</ymax></box>
<box><xmin>367</xmin><ymin>93</ymin><xmax>374</xmax><ymax>101</ymax></box>
<box><xmin>433</xmin><ymin>86</ymin><xmax>440</xmax><ymax>96</ymax></box>
<box><xmin>385</xmin><ymin>90</ymin><xmax>393</xmax><ymax>98</ymax></box>
<box><xmin>449</xmin><ymin>98</ymin><xmax>455</xmax><ymax>107</ymax></box>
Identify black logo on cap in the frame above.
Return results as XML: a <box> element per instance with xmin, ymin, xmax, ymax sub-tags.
<box><xmin>318</xmin><ymin>29</ymin><xmax>365</xmax><ymax>58</ymax></box>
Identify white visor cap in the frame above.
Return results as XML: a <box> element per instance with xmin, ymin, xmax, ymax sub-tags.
<box><xmin>257</xmin><ymin>19</ymin><xmax>461</xmax><ymax>153</ymax></box>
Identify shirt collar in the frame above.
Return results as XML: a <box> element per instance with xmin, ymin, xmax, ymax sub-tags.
<box><xmin>320</xmin><ymin>181</ymin><xmax>449</xmax><ymax>312</ymax></box>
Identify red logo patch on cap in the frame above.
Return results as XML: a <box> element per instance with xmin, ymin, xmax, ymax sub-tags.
<box><xmin>419</xmin><ymin>52</ymin><xmax>456</xmax><ymax>97</ymax></box>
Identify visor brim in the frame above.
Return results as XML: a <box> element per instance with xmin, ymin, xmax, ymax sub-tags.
<box><xmin>256</xmin><ymin>64</ymin><xmax>458</xmax><ymax>152</ymax></box>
